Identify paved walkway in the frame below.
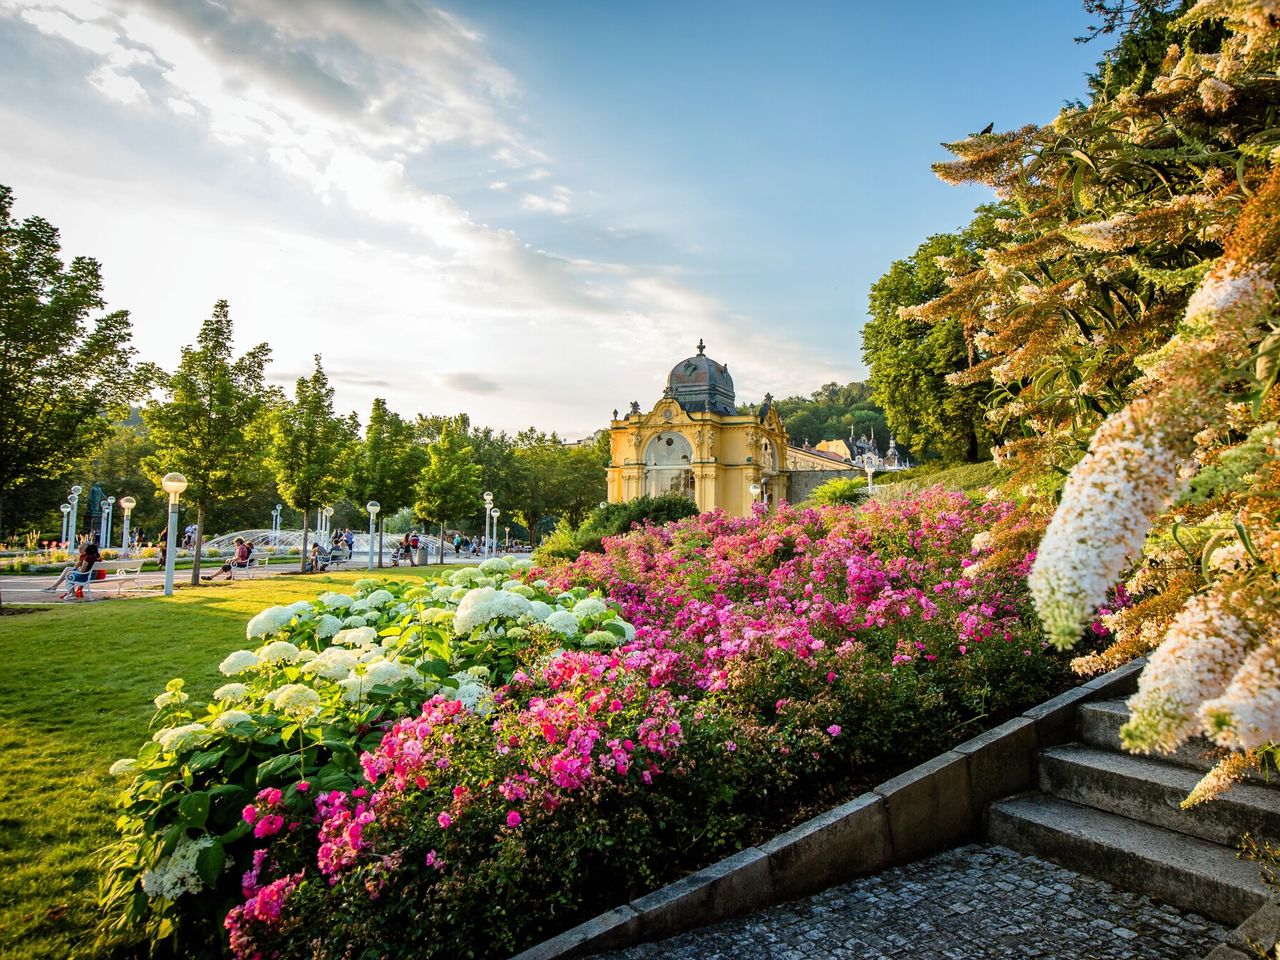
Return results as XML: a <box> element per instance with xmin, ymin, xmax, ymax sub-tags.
<box><xmin>596</xmin><ymin>845</ymin><xmax>1226</xmax><ymax>960</ymax></box>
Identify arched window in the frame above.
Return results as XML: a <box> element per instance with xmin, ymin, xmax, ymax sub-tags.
<box><xmin>643</xmin><ymin>433</ymin><xmax>695</xmax><ymax>499</ymax></box>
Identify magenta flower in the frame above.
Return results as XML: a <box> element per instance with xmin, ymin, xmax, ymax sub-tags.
<box><xmin>506</xmin><ymin>810</ymin><xmax>522</xmax><ymax>827</ymax></box>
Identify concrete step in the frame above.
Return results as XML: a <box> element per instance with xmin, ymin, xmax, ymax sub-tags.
<box><xmin>1077</xmin><ymin>700</ymin><xmax>1263</xmax><ymax>778</ymax></box>
<box><xmin>987</xmin><ymin>793</ymin><xmax>1270</xmax><ymax>926</ymax></box>
<box><xmin>1039</xmin><ymin>744</ymin><xmax>1280</xmax><ymax>847</ymax></box>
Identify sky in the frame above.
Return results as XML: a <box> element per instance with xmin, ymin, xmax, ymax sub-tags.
<box><xmin>0</xmin><ymin>0</ymin><xmax>1104</xmax><ymax>438</ymax></box>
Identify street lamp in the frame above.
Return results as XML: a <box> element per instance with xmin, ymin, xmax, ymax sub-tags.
<box><xmin>161</xmin><ymin>473</ymin><xmax>188</xmax><ymax>597</ymax></box>
<box><xmin>322</xmin><ymin>505</ymin><xmax>335</xmax><ymax>541</ymax></box>
<box><xmin>101</xmin><ymin>495</ymin><xmax>116</xmax><ymax>547</ymax></box>
<box><xmin>491</xmin><ymin>509</ymin><xmax>501</xmax><ymax>555</ymax></box>
<box><xmin>59</xmin><ymin>503</ymin><xmax>71</xmax><ymax>548</ymax></box>
<box><xmin>119</xmin><ymin>496</ymin><xmax>136</xmax><ymax>555</ymax></box>
<box><xmin>366</xmin><ymin>501</ymin><xmax>380</xmax><ymax>571</ymax></box>
<box><xmin>599</xmin><ymin>501</ymin><xmax>607</xmax><ymax>510</ymax></box>
<box><xmin>749</xmin><ymin>482</ymin><xmax>762</xmax><ymax>507</ymax></box>
<box><xmin>67</xmin><ymin>485</ymin><xmax>82</xmax><ymax>550</ymax></box>
<box><xmin>482</xmin><ymin>491</ymin><xmax>493</xmax><ymax>559</ymax></box>
<box><xmin>274</xmin><ymin>503</ymin><xmax>283</xmax><ymax>546</ymax></box>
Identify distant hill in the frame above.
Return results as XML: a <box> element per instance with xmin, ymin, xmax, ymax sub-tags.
<box><xmin>739</xmin><ymin>381</ymin><xmax>891</xmax><ymax>451</ymax></box>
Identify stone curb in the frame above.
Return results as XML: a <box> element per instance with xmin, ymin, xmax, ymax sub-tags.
<box><xmin>1212</xmin><ymin>893</ymin><xmax>1280</xmax><ymax>960</ymax></box>
<box><xmin>509</xmin><ymin>659</ymin><xmax>1146</xmax><ymax>960</ymax></box>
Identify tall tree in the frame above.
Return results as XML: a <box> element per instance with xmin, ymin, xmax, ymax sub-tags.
<box><xmin>349</xmin><ymin>398</ymin><xmax>426</xmax><ymax>514</ymax></box>
<box><xmin>142</xmin><ymin>301</ymin><xmax>272</xmax><ymax>583</ymax></box>
<box><xmin>265</xmin><ymin>357</ymin><xmax>358</xmax><ymax>571</ymax></box>
<box><xmin>414</xmin><ymin>426</ymin><xmax>482</xmax><ymax>563</ymax></box>
<box><xmin>0</xmin><ymin>183</ymin><xmax>146</xmax><ymax>537</ymax></box>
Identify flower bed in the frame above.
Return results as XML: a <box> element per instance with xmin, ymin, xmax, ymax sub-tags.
<box><xmin>100</xmin><ymin>490</ymin><xmax>1090</xmax><ymax>958</ymax></box>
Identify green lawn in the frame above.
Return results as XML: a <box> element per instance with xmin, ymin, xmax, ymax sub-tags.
<box><xmin>0</xmin><ymin>570</ymin><xmax>438</xmax><ymax>960</ymax></box>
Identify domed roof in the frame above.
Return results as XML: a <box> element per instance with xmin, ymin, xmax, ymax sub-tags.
<box><xmin>665</xmin><ymin>339</ymin><xmax>736</xmax><ymax>415</ymax></box>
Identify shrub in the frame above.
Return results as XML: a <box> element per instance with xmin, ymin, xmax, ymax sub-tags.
<box><xmin>808</xmin><ymin>476</ymin><xmax>868</xmax><ymax>506</ymax></box>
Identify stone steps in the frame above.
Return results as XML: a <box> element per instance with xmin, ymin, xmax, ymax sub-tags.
<box><xmin>987</xmin><ymin>793</ymin><xmax>1271</xmax><ymax>926</ymax></box>
<box><xmin>1038</xmin><ymin>743</ymin><xmax>1280</xmax><ymax>847</ymax></box>
<box><xmin>1078</xmin><ymin>700</ymin><xmax>1250</xmax><ymax>777</ymax></box>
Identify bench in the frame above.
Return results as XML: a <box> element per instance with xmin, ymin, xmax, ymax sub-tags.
<box><xmin>228</xmin><ymin>554</ymin><xmax>269</xmax><ymax>580</ymax></box>
<box><xmin>326</xmin><ymin>546</ymin><xmax>353</xmax><ymax>570</ymax></box>
<box><xmin>62</xmin><ymin>558</ymin><xmax>146</xmax><ymax>600</ymax></box>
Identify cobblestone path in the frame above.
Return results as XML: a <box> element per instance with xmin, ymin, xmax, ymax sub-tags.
<box><xmin>595</xmin><ymin>844</ymin><xmax>1226</xmax><ymax>960</ymax></box>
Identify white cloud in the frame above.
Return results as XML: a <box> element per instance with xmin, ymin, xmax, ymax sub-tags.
<box><xmin>488</xmin><ymin>180</ymin><xmax>509</xmax><ymax>191</ymax></box>
<box><xmin>521</xmin><ymin>185</ymin><xmax>573</xmax><ymax>216</ymax></box>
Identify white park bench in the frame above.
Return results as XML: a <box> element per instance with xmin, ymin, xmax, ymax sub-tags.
<box><xmin>228</xmin><ymin>553</ymin><xmax>269</xmax><ymax>579</ymax></box>
<box><xmin>62</xmin><ymin>558</ymin><xmax>146</xmax><ymax>600</ymax></box>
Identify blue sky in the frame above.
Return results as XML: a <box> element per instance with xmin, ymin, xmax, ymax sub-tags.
<box><xmin>0</xmin><ymin>0</ymin><xmax>1103</xmax><ymax>436</ymax></box>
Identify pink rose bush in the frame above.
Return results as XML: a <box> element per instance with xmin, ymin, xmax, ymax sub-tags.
<box><xmin>102</xmin><ymin>491</ymin><xmax>1092</xmax><ymax>959</ymax></box>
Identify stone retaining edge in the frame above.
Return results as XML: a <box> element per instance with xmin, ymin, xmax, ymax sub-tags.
<box><xmin>509</xmin><ymin>658</ymin><xmax>1147</xmax><ymax>960</ymax></box>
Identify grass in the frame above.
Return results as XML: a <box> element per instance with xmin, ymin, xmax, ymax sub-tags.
<box><xmin>0</xmin><ymin>570</ymin><xmax>441</xmax><ymax>960</ymax></box>
<box><xmin>872</xmin><ymin>460</ymin><xmax>1010</xmax><ymax>501</ymax></box>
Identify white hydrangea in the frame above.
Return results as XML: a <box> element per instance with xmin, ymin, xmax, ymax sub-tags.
<box><xmin>154</xmin><ymin>690</ymin><xmax>189</xmax><ymax>710</ymax></box>
<box><xmin>336</xmin><ymin>675</ymin><xmax>364</xmax><ymax>703</ymax></box>
<box><xmin>109</xmin><ymin>758</ymin><xmax>137</xmax><ymax>776</ymax></box>
<box><xmin>359</xmin><ymin>647</ymin><xmax>383</xmax><ymax>663</ymax></box>
<box><xmin>301</xmin><ymin>648</ymin><xmax>359</xmax><ymax>680</ymax></box>
<box><xmin>259</xmin><ymin>640</ymin><xmax>302</xmax><ymax>664</ymax></box>
<box><xmin>365</xmin><ymin>589</ymin><xmax>394</xmax><ymax>607</ymax></box>
<box><xmin>420</xmin><ymin>608</ymin><xmax>455</xmax><ymax>627</ymax></box>
<box><xmin>285</xmin><ymin>600</ymin><xmax>314</xmax><ymax>619</ymax></box>
<box><xmin>342</xmin><ymin>615</ymin><xmax>368</xmax><ymax>629</ymax></box>
<box><xmin>213</xmin><ymin>683</ymin><xmax>250</xmax><ymax>702</ymax></box>
<box><xmin>211</xmin><ymin>710</ymin><xmax>253</xmax><ymax>732</ymax></box>
<box><xmin>349</xmin><ymin>598</ymin><xmax>372</xmax><ymax>613</ymax></box>
<box><xmin>449</xmin><ymin>567</ymin><xmax>481</xmax><ymax>586</ymax></box>
<box><xmin>431</xmin><ymin>585</ymin><xmax>455</xmax><ymax>601</ymax></box>
<box><xmin>318</xmin><ymin>592</ymin><xmax>354</xmax><ymax>610</ymax></box>
<box><xmin>479</xmin><ymin>556</ymin><xmax>512</xmax><ymax>574</ymax></box>
<box><xmin>545</xmin><ymin>610</ymin><xmax>579</xmax><ymax>637</ymax></box>
<box><xmin>153</xmin><ymin>723</ymin><xmax>212</xmax><ymax>754</ymax></box>
<box><xmin>315</xmin><ymin>615</ymin><xmax>343</xmax><ymax>639</ymax></box>
<box><xmin>296</xmin><ymin>648</ymin><xmax>317</xmax><ymax>663</ymax></box>
<box><xmin>218</xmin><ymin>650</ymin><xmax>259</xmax><ymax>676</ymax></box>
<box><xmin>510</xmin><ymin>558</ymin><xmax>535</xmax><ymax>572</ymax></box>
<box><xmin>364</xmin><ymin>659</ymin><xmax>407</xmax><ymax>686</ymax></box>
<box><xmin>453</xmin><ymin>586</ymin><xmax>533</xmax><ymax>635</ymax></box>
<box><xmin>583</xmin><ymin>629</ymin><xmax>619</xmax><ymax>647</ymax></box>
<box><xmin>572</xmin><ymin>597</ymin><xmax>608</xmax><ymax>620</ymax></box>
<box><xmin>271</xmin><ymin>684</ymin><xmax>322</xmax><ymax>721</ymax></box>
<box><xmin>533</xmin><ymin>579</ymin><xmax>550</xmax><ymax>589</ymax></box>
<box><xmin>246</xmin><ymin>605</ymin><xmax>294</xmax><ymax>640</ymax></box>
<box><xmin>334</xmin><ymin>626</ymin><xmax>379</xmax><ymax>648</ymax></box>
<box><xmin>505</xmin><ymin>584</ymin><xmax>536</xmax><ymax>599</ymax></box>
<box><xmin>353</xmin><ymin>578</ymin><xmax>381</xmax><ymax>592</ymax></box>
<box><xmin>528</xmin><ymin>600</ymin><xmax>553</xmax><ymax>621</ymax></box>
<box><xmin>140</xmin><ymin>835</ymin><xmax>215</xmax><ymax>900</ymax></box>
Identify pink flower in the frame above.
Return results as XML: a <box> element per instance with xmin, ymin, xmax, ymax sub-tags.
<box><xmin>254</xmin><ymin>814</ymin><xmax>284</xmax><ymax>838</ymax></box>
<box><xmin>437</xmin><ymin>812</ymin><xmax>452</xmax><ymax>829</ymax></box>
<box><xmin>296</xmin><ymin>781</ymin><xmax>310</xmax><ymax>793</ymax></box>
<box><xmin>826</xmin><ymin>725</ymin><xmax>841</xmax><ymax>737</ymax></box>
<box><xmin>242</xmin><ymin>804</ymin><xmax>258</xmax><ymax>824</ymax></box>
<box><xmin>506</xmin><ymin>810</ymin><xmax>522</xmax><ymax>828</ymax></box>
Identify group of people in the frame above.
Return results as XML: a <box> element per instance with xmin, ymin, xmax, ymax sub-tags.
<box><xmin>43</xmin><ymin>541</ymin><xmax>103</xmax><ymax>598</ymax></box>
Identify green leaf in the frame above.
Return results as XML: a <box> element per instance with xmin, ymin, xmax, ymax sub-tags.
<box><xmin>602</xmin><ymin>621</ymin><xmax>627</xmax><ymax>638</ymax></box>
<box><xmin>187</xmin><ymin>747</ymin><xmax>227</xmax><ymax>774</ymax></box>
<box><xmin>256</xmin><ymin>753</ymin><xmax>300</xmax><ymax>784</ymax></box>
<box><xmin>178</xmin><ymin>791</ymin><xmax>211</xmax><ymax>828</ymax></box>
<box><xmin>195</xmin><ymin>838</ymin><xmax>225</xmax><ymax>887</ymax></box>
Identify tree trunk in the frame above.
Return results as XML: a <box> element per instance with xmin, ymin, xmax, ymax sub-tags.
<box><xmin>190</xmin><ymin>502</ymin><xmax>206</xmax><ymax>585</ymax></box>
<box><xmin>966</xmin><ymin>426</ymin><xmax>980</xmax><ymax>464</ymax></box>
<box><xmin>438</xmin><ymin>521</ymin><xmax>445</xmax><ymax>565</ymax></box>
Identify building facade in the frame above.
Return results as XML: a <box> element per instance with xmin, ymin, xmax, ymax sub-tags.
<box><xmin>606</xmin><ymin>341</ymin><xmax>857</xmax><ymax>517</ymax></box>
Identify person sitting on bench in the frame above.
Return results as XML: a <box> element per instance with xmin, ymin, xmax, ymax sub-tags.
<box><xmin>203</xmin><ymin>538</ymin><xmax>253</xmax><ymax>581</ymax></box>
<box><xmin>45</xmin><ymin>542</ymin><xmax>101</xmax><ymax>598</ymax></box>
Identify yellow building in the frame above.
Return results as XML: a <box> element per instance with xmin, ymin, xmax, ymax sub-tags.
<box><xmin>606</xmin><ymin>341</ymin><xmax>856</xmax><ymax>517</ymax></box>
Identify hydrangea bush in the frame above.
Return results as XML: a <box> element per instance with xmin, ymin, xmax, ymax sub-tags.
<box><xmin>102</xmin><ymin>493</ymin><xmax>1084</xmax><ymax>958</ymax></box>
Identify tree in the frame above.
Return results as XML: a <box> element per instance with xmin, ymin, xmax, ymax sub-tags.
<box><xmin>348</xmin><ymin>398</ymin><xmax>426</xmax><ymax>554</ymax></box>
<box><xmin>414</xmin><ymin>426</ymin><xmax>482</xmax><ymax>562</ymax></box>
<box><xmin>862</xmin><ymin>210</ymin><xmax>1006</xmax><ymax>462</ymax></box>
<box><xmin>742</xmin><ymin>381</ymin><xmax>890</xmax><ymax>449</ymax></box>
<box><xmin>142</xmin><ymin>301</ymin><xmax>272</xmax><ymax>583</ymax></box>
<box><xmin>265</xmin><ymin>357</ymin><xmax>358</xmax><ymax>571</ymax></box>
<box><xmin>0</xmin><ymin>183</ymin><xmax>146</xmax><ymax>538</ymax></box>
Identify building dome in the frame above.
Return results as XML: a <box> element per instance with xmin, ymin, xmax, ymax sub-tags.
<box><xmin>665</xmin><ymin>339</ymin><xmax>736</xmax><ymax>415</ymax></box>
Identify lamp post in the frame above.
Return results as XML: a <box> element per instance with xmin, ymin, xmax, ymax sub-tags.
<box><xmin>119</xmin><ymin>496</ymin><xmax>136</xmax><ymax>555</ymax></box>
<box><xmin>100</xmin><ymin>495</ymin><xmax>116</xmax><ymax>547</ymax></box>
<box><xmin>482</xmin><ymin>491</ymin><xmax>493</xmax><ymax>559</ymax></box>
<box><xmin>599</xmin><ymin>501</ymin><xmax>607</xmax><ymax>510</ymax></box>
<box><xmin>323</xmin><ymin>505</ymin><xmax>334</xmax><ymax>543</ymax></box>
<box><xmin>161</xmin><ymin>473</ymin><xmax>188</xmax><ymax>596</ymax></box>
<box><xmin>366</xmin><ymin>501</ymin><xmax>380</xmax><ymax>571</ymax></box>
<box><xmin>270</xmin><ymin>506</ymin><xmax>280</xmax><ymax>546</ymax></box>
<box><xmin>749</xmin><ymin>482</ymin><xmax>762</xmax><ymax>509</ymax></box>
<box><xmin>491</xmin><ymin>509</ymin><xmax>501</xmax><ymax>555</ymax></box>
<box><xmin>67</xmin><ymin>485</ymin><xmax>82</xmax><ymax>549</ymax></box>
<box><xmin>59</xmin><ymin>503</ymin><xmax>71</xmax><ymax>549</ymax></box>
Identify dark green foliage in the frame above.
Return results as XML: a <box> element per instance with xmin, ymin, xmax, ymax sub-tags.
<box><xmin>808</xmin><ymin>476</ymin><xmax>869</xmax><ymax>506</ymax></box>
<box><xmin>533</xmin><ymin>494</ymin><xmax>699</xmax><ymax>564</ymax></box>
<box><xmin>0</xmin><ymin>184</ymin><xmax>148</xmax><ymax>537</ymax></box>
<box><xmin>740</xmin><ymin>381</ymin><xmax>889</xmax><ymax>448</ymax></box>
<box><xmin>862</xmin><ymin>207</ymin><xmax>1007</xmax><ymax>463</ymax></box>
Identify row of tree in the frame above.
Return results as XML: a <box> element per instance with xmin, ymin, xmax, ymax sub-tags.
<box><xmin>0</xmin><ymin>184</ymin><xmax>607</xmax><ymax>580</ymax></box>
<box><xmin>738</xmin><ymin>381</ymin><xmax>891</xmax><ymax>451</ymax></box>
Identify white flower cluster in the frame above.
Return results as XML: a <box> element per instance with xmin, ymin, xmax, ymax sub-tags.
<box><xmin>213</xmin><ymin>683</ymin><xmax>249</xmax><ymax>702</ymax></box>
<box><xmin>267</xmin><ymin>684</ymin><xmax>322</xmax><ymax>721</ymax></box>
<box><xmin>219</xmin><ymin>650</ymin><xmax>259</xmax><ymax>675</ymax></box>
<box><xmin>315</xmin><ymin>614</ymin><xmax>343</xmax><ymax>639</ymax></box>
<box><xmin>301</xmin><ymin>647</ymin><xmax>360</xmax><ymax>680</ymax></box>
<box><xmin>246</xmin><ymin>605</ymin><xmax>296</xmax><ymax>640</ymax></box>
<box><xmin>544</xmin><ymin>610</ymin><xmax>579</xmax><ymax>637</ymax></box>
<box><xmin>318</xmin><ymin>592</ymin><xmax>354</xmax><ymax>609</ymax></box>
<box><xmin>1200</xmin><ymin>641</ymin><xmax>1280</xmax><ymax>749</ymax></box>
<box><xmin>453</xmin><ymin>587</ymin><xmax>533</xmax><ymax>635</ymax></box>
<box><xmin>153</xmin><ymin>723</ymin><xmax>212</xmax><ymax>754</ymax></box>
<box><xmin>211</xmin><ymin>710</ymin><xmax>254</xmax><ymax>732</ymax></box>
<box><xmin>153</xmin><ymin>689</ymin><xmax>189</xmax><ymax>710</ymax></box>
<box><xmin>1030</xmin><ymin>398</ymin><xmax>1186</xmax><ymax>649</ymax></box>
<box><xmin>140</xmin><ymin>835</ymin><xmax>215</xmax><ymax>901</ymax></box>
<box><xmin>1122</xmin><ymin>586</ymin><xmax>1255</xmax><ymax>752</ymax></box>
<box><xmin>572</xmin><ymin>597</ymin><xmax>608</xmax><ymax>619</ymax></box>
<box><xmin>259</xmin><ymin>640</ymin><xmax>301</xmax><ymax>663</ymax></box>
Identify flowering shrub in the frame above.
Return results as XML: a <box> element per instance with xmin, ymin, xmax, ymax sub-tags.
<box><xmin>99</xmin><ymin>490</ymin><xmax>1084</xmax><ymax>959</ymax></box>
<box><xmin>96</xmin><ymin>559</ymin><xmax>634</xmax><ymax>956</ymax></box>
